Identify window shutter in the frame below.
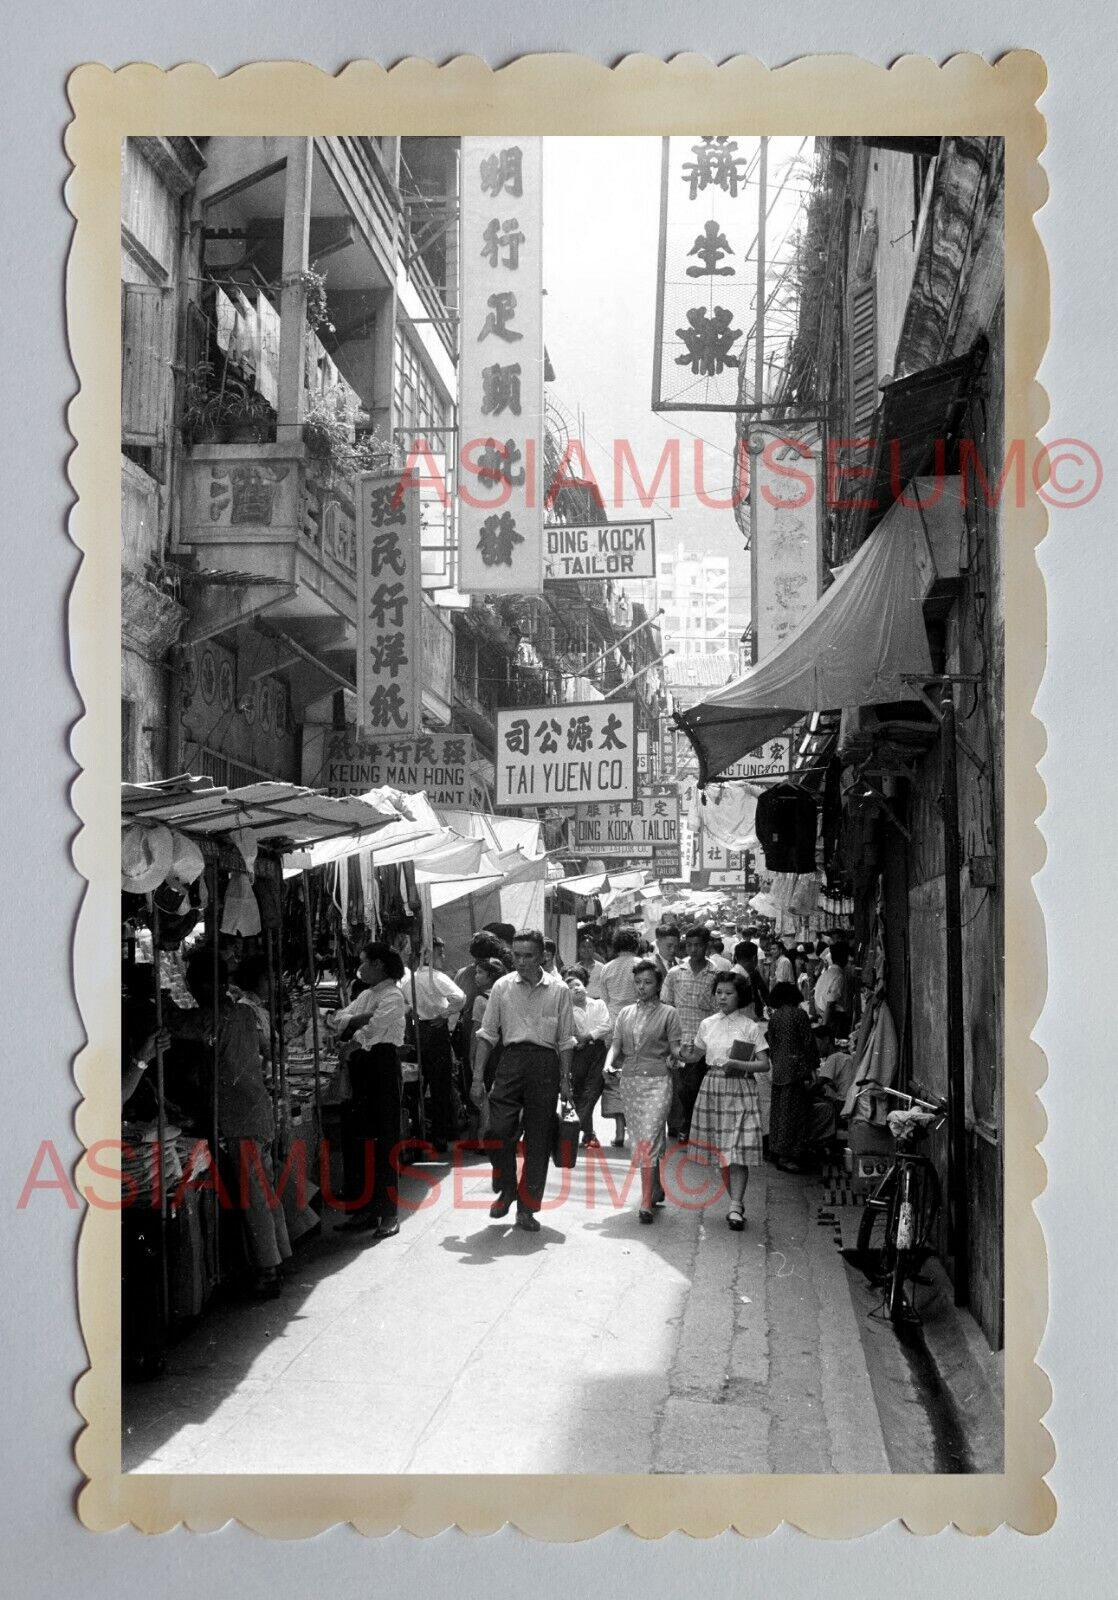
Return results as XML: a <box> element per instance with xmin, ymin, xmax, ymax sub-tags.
<box><xmin>850</xmin><ymin>284</ymin><xmax>878</xmax><ymax>436</ymax></box>
<box><xmin>121</xmin><ymin>283</ymin><xmax>169</xmax><ymax>444</ymax></box>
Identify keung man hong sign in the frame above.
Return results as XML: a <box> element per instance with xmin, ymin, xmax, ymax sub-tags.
<box><xmin>496</xmin><ymin>701</ymin><xmax>636</xmax><ymax>808</ymax></box>
<box><xmin>303</xmin><ymin>728</ymin><xmax>474</xmax><ymax>808</ymax></box>
<box><xmin>544</xmin><ymin>521</ymin><xmax>656</xmax><ymax>581</ymax></box>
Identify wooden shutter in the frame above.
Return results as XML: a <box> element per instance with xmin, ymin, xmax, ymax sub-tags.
<box><xmin>121</xmin><ymin>282</ymin><xmax>169</xmax><ymax>443</ymax></box>
<box><xmin>849</xmin><ymin>284</ymin><xmax>878</xmax><ymax>436</ymax></box>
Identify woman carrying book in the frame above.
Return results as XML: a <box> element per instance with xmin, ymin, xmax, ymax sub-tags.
<box><xmin>680</xmin><ymin>972</ymin><xmax>771</xmax><ymax>1231</ymax></box>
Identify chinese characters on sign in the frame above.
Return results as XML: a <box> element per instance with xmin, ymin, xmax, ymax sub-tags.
<box><xmin>754</xmin><ymin>427</ymin><xmax>822</xmax><ymax>658</ymax></box>
<box><xmin>496</xmin><ymin>701</ymin><xmax>636</xmax><ymax>808</ymax></box>
<box><xmin>543</xmin><ymin>521</ymin><xmax>657</xmax><ymax>581</ymax></box>
<box><xmin>459</xmin><ymin>137</ymin><xmax>544</xmax><ymax>593</ymax></box>
<box><xmin>653</xmin><ymin>136</ymin><xmax>758</xmax><ymax>413</ymax></box>
<box><xmin>721</xmin><ymin>736</ymin><xmax>793</xmax><ymax>780</ymax></box>
<box><xmin>574</xmin><ymin>787</ymin><xmax>681</xmax><ymax>874</ymax></box>
<box><xmin>303</xmin><ymin>728</ymin><xmax>475</xmax><ymax>808</ymax></box>
<box><xmin>355</xmin><ymin>475</ymin><xmax>422</xmax><ymax>736</ymax></box>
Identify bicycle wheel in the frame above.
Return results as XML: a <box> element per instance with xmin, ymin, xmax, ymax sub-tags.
<box><xmin>856</xmin><ymin>1173</ymin><xmax>897</xmax><ymax>1280</ymax></box>
<box><xmin>887</xmin><ymin>1166</ymin><xmax>919</xmax><ymax>1323</ymax></box>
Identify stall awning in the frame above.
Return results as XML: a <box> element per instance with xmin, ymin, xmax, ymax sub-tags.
<box><xmin>675</xmin><ymin>490</ymin><xmax>948</xmax><ymax>784</ymax></box>
<box><xmin>122</xmin><ymin>776</ymin><xmax>401</xmax><ymax>858</ymax></box>
<box><xmin>282</xmin><ymin>788</ymin><xmax>448</xmax><ymax>873</ymax></box>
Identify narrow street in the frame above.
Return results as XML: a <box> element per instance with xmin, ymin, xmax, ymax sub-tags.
<box><xmin>123</xmin><ymin>1120</ymin><xmax>1000</xmax><ymax>1476</ymax></box>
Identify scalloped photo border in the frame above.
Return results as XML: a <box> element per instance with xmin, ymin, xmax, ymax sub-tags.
<box><xmin>66</xmin><ymin>51</ymin><xmax>1052</xmax><ymax>1536</ymax></box>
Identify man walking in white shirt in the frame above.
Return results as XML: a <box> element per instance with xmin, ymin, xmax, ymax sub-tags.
<box><xmin>399</xmin><ymin>936</ymin><xmax>466</xmax><ymax>1154</ymax></box>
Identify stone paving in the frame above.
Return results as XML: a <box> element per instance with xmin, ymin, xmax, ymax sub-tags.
<box><xmin>122</xmin><ymin>1135</ymin><xmax>901</xmax><ymax>1475</ymax></box>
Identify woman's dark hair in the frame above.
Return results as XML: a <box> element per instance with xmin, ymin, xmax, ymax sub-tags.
<box><xmin>711</xmin><ymin>970</ymin><xmax>752</xmax><ymax>1010</ymax></box>
<box><xmin>632</xmin><ymin>959</ymin><xmax>663</xmax><ymax>991</ymax></box>
<box><xmin>468</xmin><ymin>931</ymin><xmax>505</xmax><ymax>962</ymax></box>
<box><xmin>613</xmin><ymin>928</ymin><xmax>641</xmax><ymax>955</ymax></box>
<box><xmin>234</xmin><ymin>952</ymin><xmax>270</xmax><ymax>993</ymax></box>
<box><xmin>483</xmin><ymin>921</ymin><xmax>517</xmax><ymax>944</ymax></box>
<box><xmin>543</xmin><ymin>938</ymin><xmax>556</xmax><ymax>956</ymax></box>
<box><xmin>363</xmin><ymin>941</ymin><xmax>405</xmax><ymax>982</ymax></box>
<box><xmin>185</xmin><ymin>945</ymin><xmax>227</xmax><ymax>994</ymax></box>
<box><xmin>564</xmin><ymin>963</ymin><xmax>590</xmax><ymax>984</ymax></box>
<box><xmin>475</xmin><ymin>957</ymin><xmax>506</xmax><ymax>984</ymax></box>
<box><xmin>769</xmin><ymin>981</ymin><xmax>802</xmax><ymax>1008</ymax></box>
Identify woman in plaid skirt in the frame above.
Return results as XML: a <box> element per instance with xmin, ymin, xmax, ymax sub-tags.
<box><xmin>682</xmin><ymin>973</ymin><xmax>771</xmax><ymax>1231</ymax></box>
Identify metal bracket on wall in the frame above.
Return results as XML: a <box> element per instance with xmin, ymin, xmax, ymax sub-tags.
<box><xmin>899</xmin><ymin>674</ymin><xmax>988</xmax><ymax>780</ymax></box>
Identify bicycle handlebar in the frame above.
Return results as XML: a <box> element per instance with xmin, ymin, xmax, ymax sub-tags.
<box><xmin>874</xmin><ymin>1085</ymin><xmax>947</xmax><ymax>1115</ymax></box>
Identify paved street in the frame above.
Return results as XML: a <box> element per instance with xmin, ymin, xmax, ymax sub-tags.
<box><xmin>122</xmin><ymin>1127</ymin><xmax>1000</xmax><ymax>1476</ymax></box>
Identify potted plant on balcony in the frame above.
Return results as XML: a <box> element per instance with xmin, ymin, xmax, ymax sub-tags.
<box><xmin>302</xmin><ymin>392</ymin><xmax>391</xmax><ymax>488</ymax></box>
<box><xmin>182</xmin><ymin>362</ymin><xmax>274</xmax><ymax>445</ymax></box>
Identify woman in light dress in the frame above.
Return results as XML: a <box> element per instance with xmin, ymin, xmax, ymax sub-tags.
<box><xmin>602</xmin><ymin>960</ymin><xmax>682</xmax><ymax>1223</ymax></box>
<box><xmin>681</xmin><ymin>972</ymin><xmax>771</xmax><ymax>1231</ymax></box>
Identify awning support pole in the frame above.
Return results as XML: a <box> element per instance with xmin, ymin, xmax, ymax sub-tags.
<box><xmin>149</xmin><ymin>897</ymin><xmax>170</xmax><ymax>1332</ymax></box>
<box><xmin>940</xmin><ymin>680</ymin><xmax>970</xmax><ymax>1308</ymax></box>
<box><xmin>210</xmin><ymin>860</ymin><xmax>222</xmax><ymax>1286</ymax></box>
<box><xmin>301</xmin><ymin>871</ymin><xmax>324</xmax><ymax>1124</ymax></box>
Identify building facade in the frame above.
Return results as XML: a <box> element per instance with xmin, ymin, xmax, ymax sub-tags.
<box><xmin>121</xmin><ymin>136</ymin><xmax>663</xmax><ymax>832</ymax></box>
<box><xmin>656</xmin><ymin>542</ymin><xmax>732</xmax><ymax>658</ymax></box>
<box><xmin>769</xmin><ymin>137</ymin><xmax>1005</xmax><ymax>1346</ymax></box>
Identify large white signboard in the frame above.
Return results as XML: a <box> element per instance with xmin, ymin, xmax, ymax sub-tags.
<box><xmin>574</xmin><ymin>787</ymin><xmax>681</xmax><ymax>866</ymax></box>
<box><xmin>496</xmin><ymin>701</ymin><xmax>636</xmax><ymax>808</ymax></box>
<box><xmin>458</xmin><ymin>137</ymin><xmax>544</xmax><ymax>594</ymax></box>
<box><xmin>543</xmin><ymin>521</ymin><xmax>656</xmax><ymax>581</ymax></box>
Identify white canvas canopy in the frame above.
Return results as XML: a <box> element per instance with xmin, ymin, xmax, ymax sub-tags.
<box><xmin>675</xmin><ymin>489</ymin><xmax>954</xmax><ymax>783</ymax></box>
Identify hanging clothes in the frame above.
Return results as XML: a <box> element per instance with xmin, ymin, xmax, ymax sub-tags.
<box><xmin>755</xmin><ymin>782</ymin><xmax>817</xmax><ymax>874</ymax></box>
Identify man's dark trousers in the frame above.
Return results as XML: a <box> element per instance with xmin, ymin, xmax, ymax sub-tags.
<box><xmin>346</xmin><ymin>1043</ymin><xmax>403</xmax><ymax>1220</ymax></box>
<box><xmin>417</xmin><ymin>1018</ymin><xmax>456</xmax><ymax>1142</ymax></box>
<box><xmin>678</xmin><ymin>1062</ymin><xmax>709</xmax><ymax>1141</ymax></box>
<box><xmin>486</xmin><ymin>1042</ymin><xmax>561</xmax><ymax>1212</ymax></box>
<box><xmin>570</xmin><ymin>1038</ymin><xmax>606</xmax><ymax>1138</ymax></box>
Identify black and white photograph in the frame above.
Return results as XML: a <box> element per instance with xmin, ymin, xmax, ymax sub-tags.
<box><xmin>113</xmin><ymin>121</ymin><xmax>1009</xmax><ymax>1484</ymax></box>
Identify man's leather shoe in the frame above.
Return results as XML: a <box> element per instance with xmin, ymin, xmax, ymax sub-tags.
<box><xmin>515</xmin><ymin>1209</ymin><xmax>541</xmax><ymax>1232</ymax></box>
<box><xmin>490</xmin><ymin>1193</ymin><xmax>515</xmax><ymax>1219</ymax></box>
<box><xmin>339</xmin><ymin>1209</ymin><xmax>380</xmax><ymax>1234</ymax></box>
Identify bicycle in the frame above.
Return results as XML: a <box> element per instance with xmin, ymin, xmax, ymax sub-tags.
<box><xmin>854</xmin><ymin>1086</ymin><xmax>948</xmax><ymax>1326</ymax></box>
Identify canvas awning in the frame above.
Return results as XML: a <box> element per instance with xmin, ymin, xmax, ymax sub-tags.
<box><xmin>282</xmin><ymin>788</ymin><xmax>448</xmax><ymax>873</ymax></box>
<box><xmin>675</xmin><ymin>489</ymin><xmax>953</xmax><ymax>784</ymax></box>
<box><xmin>122</xmin><ymin>777</ymin><xmax>403</xmax><ymax>882</ymax></box>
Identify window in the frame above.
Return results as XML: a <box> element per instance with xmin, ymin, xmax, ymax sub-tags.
<box><xmin>122</xmin><ymin>282</ymin><xmax>171</xmax><ymax>446</ymax></box>
<box><xmin>394</xmin><ymin>326</ymin><xmax>449</xmax><ymax>441</ymax></box>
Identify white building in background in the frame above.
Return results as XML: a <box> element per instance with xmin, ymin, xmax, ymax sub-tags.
<box><xmin>656</xmin><ymin>541</ymin><xmax>731</xmax><ymax>657</ymax></box>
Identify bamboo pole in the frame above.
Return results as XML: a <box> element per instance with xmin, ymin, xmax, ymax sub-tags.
<box><xmin>301</xmin><ymin>871</ymin><xmax>324</xmax><ymax>1123</ymax></box>
<box><xmin>149</xmin><ymin>896</ymin><xmax>170</xmax><ymax>1332</ymax></box>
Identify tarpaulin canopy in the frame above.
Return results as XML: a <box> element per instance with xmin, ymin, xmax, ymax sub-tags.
<box><xmin>675</xmin><ymin>490</ymin><xmax>952</xmax><ymax>784</ymax></box>
<box><xmin>438</xmin><ymin>809</ymin><xmax>544</xmax><ymax>860</ymax></box>
<box><xmin>282</xmin><ymin>788</ymin><xmax>446</xmax><ymax>873</ymax></box>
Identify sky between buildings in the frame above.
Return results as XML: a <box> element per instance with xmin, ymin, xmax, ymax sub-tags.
<box><xmin>541</xmin><ymin>135</ymin><xmax>811</xmax><ymax>645</ymax></box>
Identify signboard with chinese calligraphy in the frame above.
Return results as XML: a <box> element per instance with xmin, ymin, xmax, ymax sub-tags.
<box><xmin>496</xmin><ymin>701</ymin><xmax>635</xmax><ymax>809</ymax></box>
<box><xmin>653</xmin><ymin>136</ymin><xmax>764</xmax><ymax>414</ymax></box>
<box><xmin>458</xmin><ymin>137</ymin><xmax>544</xmax><ymax>594</ymax></box>
<box><xmin>721</xmin><ymin>736</ymin><xmax>793</xmax><ymax>780</ymax></box>
<box><xmin>302</xmin><ymin>727</ymin><xmax>474</xmax><ymax>808</ymax></box>
<box><xmin>573</xmin><ymin>789</ymin><xmax>681</xmax><ymax>871</ymax></box>
<box><xmin>754</xmin><ymin>427</ymin><xmax>823</xmax><ymax>659</ymax></box>
<box><xmin>543</xmin><ymin>521</ymin><xmax>656</xmax><ymax>581</ymax></box>
<box><xmin>355</xmin><ymin>474</ymin><xmax>422</xmax><ymax>736</ymax></box>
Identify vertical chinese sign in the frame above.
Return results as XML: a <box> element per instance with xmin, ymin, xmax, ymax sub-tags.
<box><xmin>355</xmin><ymin>474</ymin><xmax>422</xmax><ymax>737</ymax></box>
<box><xmin>652</xmin><ymin>136</ymin><xmax>762</xmax><ymax>414</ymax></box>
<box><xmin>753</xmin><ymin>425</ymin><xmax>822</xmax><ymax>658</ymax></box>
<box><xmin>458</xmin><ymin>137</ymin><xmax>545</xmax><ymax>594</ymax></box>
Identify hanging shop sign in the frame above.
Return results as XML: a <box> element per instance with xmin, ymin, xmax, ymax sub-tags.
<box><xmin>573</xmin><ymin>787</ymin><xmax>681</xmax><ymax>871</ymax></box>
<box><xmin>355</xmin><ymin>473</ymin><xmax>422</xmax><ymax>737</ymax></box>
<box><xmin>496</xmin><ymin>700</ymin><xmax>635</xmax><ymax>808</ymax></box>
<box><xmin>753</xmin><ymin>426</ymin><xmax>823</xmax><ymax>659</ymax></box>
<box><xmin>721</xmin><ymin>735</ymin><xmax>793</xmax><ymax>780</ymax></box>
<box><xmin>543</xmin><ymin>521</ymin><xmax>656</xmax><ymax>581</ymax></box>
<box><xmin>653</xmin><ymin>135</ymin><xmax>763</xmax><ymax>414</ymax></box>
<box><xmin>302</xmin><ymin>727</ymin><xmax>475</xmax><ymax>808</ymax></box>
<box><xmin>458</xmin><ymin>136</ymin><xmax>545</xmax><ymax>594</ymax></box>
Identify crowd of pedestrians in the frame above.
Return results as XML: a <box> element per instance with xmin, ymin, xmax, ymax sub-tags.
<box><xmin>319</xmin><ymin>915</ymin><xmax>860</xmax><ymax>1242</ymax></box>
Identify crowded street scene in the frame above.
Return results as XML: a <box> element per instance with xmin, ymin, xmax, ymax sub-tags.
<box><xmin>118</xmin><ymin>129</ymin><xmax>1006</xmax><ymax>1473</ymax></box>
